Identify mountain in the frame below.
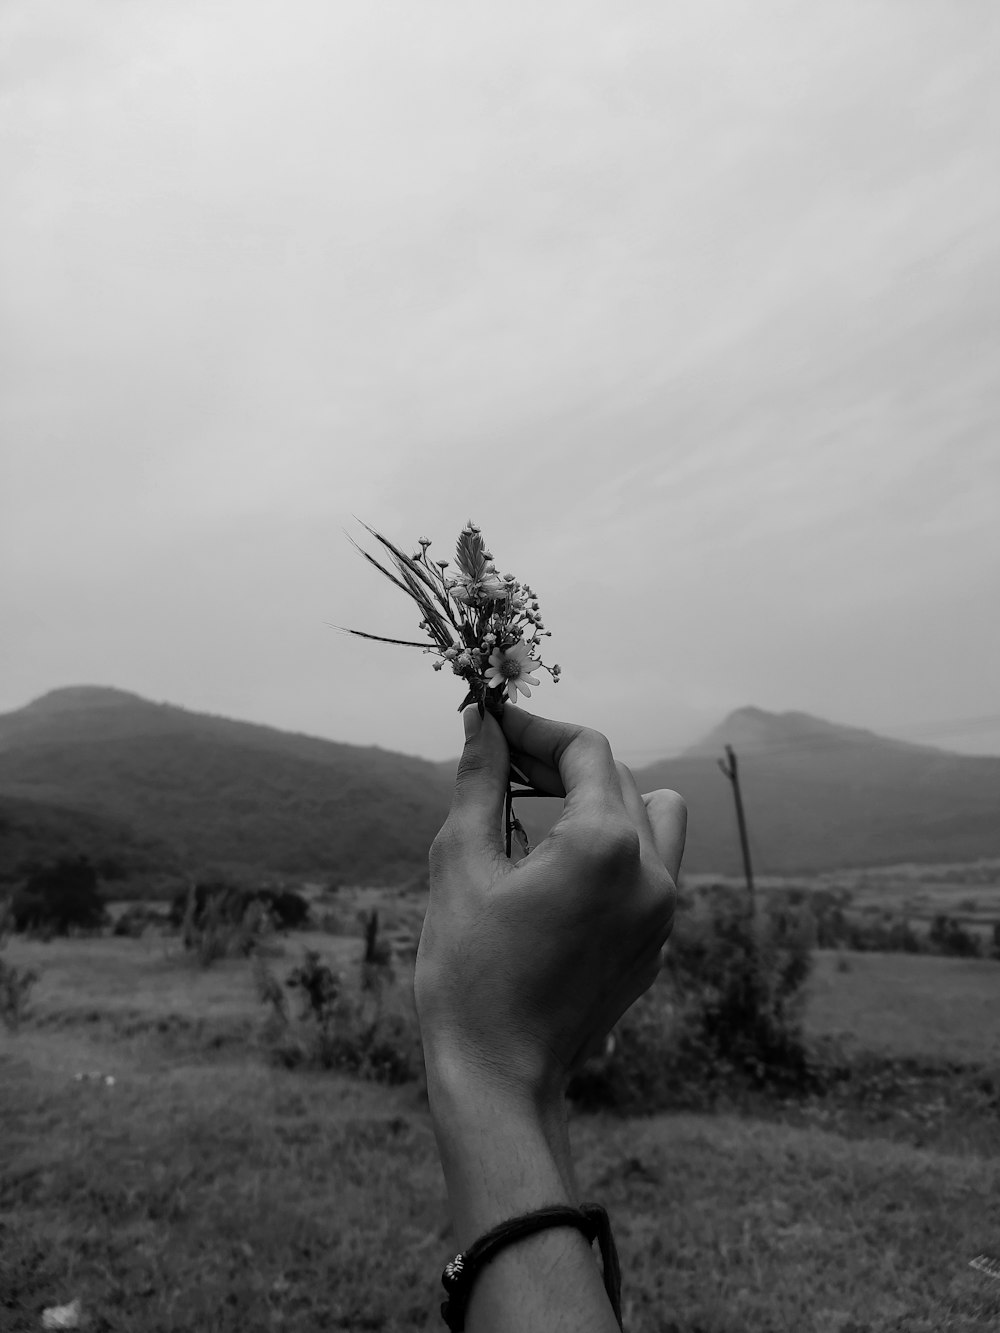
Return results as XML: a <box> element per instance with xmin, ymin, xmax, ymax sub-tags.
<box><xmin>635</xmin><ymin>707</ymin><xmax>1000</xmax><ymax>875</ymax></box>
<box><xmin>1</xmin><ymin>689</ymin><xmax>998</xmax><ymax>885</ymax></box>
<box><xmin>514</xmin><ymin>706</ymin><xmax>1000</xmax><ymax>876</ymax></box>
<box><xmin>0</xmin><ymin>686</ymin><xmax>455</xmax><ymax>884</ymax></box>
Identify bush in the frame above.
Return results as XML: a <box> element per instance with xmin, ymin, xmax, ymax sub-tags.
<box><xmin>9</xmin><ymin>857</ymin><xmax>108</xmax><ymax>936</ymax></box>
<box><xmin>256</xmin><ymin>926</ymin><xmax>420</xmax><ymax>1086</ymax></box>
<box><xmin>667</xmin><ymin>886</ymin><xmax>815</xmax><ymax>1078</ymax></box>
<box><xmin>0</xmin><ymin>901</ymin><xmax>38</xmax><ymax>1032</ymax></box>
<box><xmin>112</xmin><ymin>904</ymin><xmax>168</xmax><ymax>938</ymax></box>
<box><xmin>929</xmin><ymin>913</ymin><xmax>981</xmax><ymax>958</ymax></box>
<box><xmin>568</xmin><ymin>885</ymin><xmax>818</xmax><ymax>1113</ymax></box>
<box><xmin>168</xmin><ymin>881</ymin><xmax>310</xmax><ymax>933</ymax></box>
<box><xmin>176</xmin><ymin>883</ymin><xmax>277</xmax><ymax>967</ymax></box>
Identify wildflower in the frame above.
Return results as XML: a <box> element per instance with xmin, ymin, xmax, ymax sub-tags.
<box><xmin>478</xmin><ymin>576</ymin><xmax>508</xmax><ymax>601</ymax></box>
<box><xmin>339</xmin><ymin>520</ymin><xmax>561</xmax><ymax>857</ymax></box>
<box><xmin>486</xmin><ymin>641</ymin><xmax>541</xmax><ymax>702</ymax></box>
<box><xmin>42</xmin><ymin>1300</ymin><xmax>82</xmax><ymax>1330</ymax></box>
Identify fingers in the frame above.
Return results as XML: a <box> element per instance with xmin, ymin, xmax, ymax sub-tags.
<box><xmin>615</xmin><ymin>762</ymin><xmax>659</xmax><ymax>861</ymax></box>
<box><xmin>441</xmin><ymin>706</ymin><xmax>510</xmax><ymax>862</ymax></box>
<box><xmin>641</xmin><ymin>789</ymin><xmax>688</xmax><ymax>882</ymax></box>
<box><xmin>500</xmin><ymin>704</ymin><xmax>625</xmax><ymax>819</ymax></box>
<box><xmin>502</xmin><ymin>706</ymin><xmax>687</xmax><ymax>880</ymax></box>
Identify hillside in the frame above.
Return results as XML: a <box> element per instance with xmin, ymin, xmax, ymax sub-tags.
<box><xmin>0</xmin><ymin>687</ymin><xmax>454</xmax><ymax>883</ymax></box>
<box><xmin>1</xmin><ymin>688</ymin><xmax>998</xmax><ymax>884</ymax></box>
<box><xmin>514</xmin><ymin>707</ymin><xmax>1000</xmax><ymax>876</ymax></box>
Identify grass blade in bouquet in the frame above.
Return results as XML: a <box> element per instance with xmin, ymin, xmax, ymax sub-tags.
<box><xmin>338</xmin><ymin>520</ymin><xmax>561</xmax><ymax>856</ymax></box>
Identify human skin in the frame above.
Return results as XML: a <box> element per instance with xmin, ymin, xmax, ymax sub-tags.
<box><xmin>415</xmin><ymin>703</ymin><xmax>687</xmax><ymax>1332</ymax></box>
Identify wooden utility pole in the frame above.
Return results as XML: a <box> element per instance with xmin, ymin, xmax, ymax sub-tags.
<box><xmin>718</xmin><ymin>744</ymin><xmax>754</xmax><ymax>906</ymax></box>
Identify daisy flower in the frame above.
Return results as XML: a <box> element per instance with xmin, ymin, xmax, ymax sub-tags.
<box><xmin>485</xmin><ymin>641</ymin><xmax>541</xmax><ymax>702</ymax></box>
<box><xmin>340</xmin><ymin>520</ymin><xmax>562</xmax><ymax>858</ymax></box>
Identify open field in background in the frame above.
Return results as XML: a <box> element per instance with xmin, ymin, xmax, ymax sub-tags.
<box><xmin>686</xmin><ymin>858</ymin><xmax>1000</xmax><ymax>947</ymax></box>
<box><xmin>6</xmin><ymin>932</ymin><xmax>1000</xmax><ymax>1072</ymax></box>
<box><xmin>3</xmin><ymin>895</ymin><xmax>1000</xmax><ymax>1331</ymax></box>
<box><xmin>804</xmin><ymin>951</ymin><xmax>1000</xmax><ymax>1066</ymax></box>
<box><xmin>3</xmin><ymin>1010</ymin><xmax>999</xmax><ymax>1333</ymax></box>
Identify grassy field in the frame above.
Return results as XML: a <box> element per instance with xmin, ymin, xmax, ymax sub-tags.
<box><xmin>2</xmin><ymin>933</ymin><xmax>1000</xmax><ymax>1332</ymax></box>
<box><xmin>804</xmin><ymin>950</ymin><xmax>1000</xmax><ymax>1066</ymax></box>
<box><xmin>688</xmin><ymin>859</ymin><xmax>1000</xmax><ymax>946</ymax></box>
<box><xmin>7</xmin><ymin>931</ymin><xmax>1000</xmax><ymax>1068</ymax></box>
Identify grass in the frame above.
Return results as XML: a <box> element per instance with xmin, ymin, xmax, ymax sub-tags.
<box><xmin>11</xmin><ymin>933</ymin><xmax>998</xmax><ymax>1067</ymax></box>
<box><xmin>804</xmin><ymin>950</ymin><xmax>1000</xmax><ymax>1066</ymax></box>
<box><xmin>688</xmin><ymin>860</ymin><xmax>1000</xmax><ymax>946</ymax></box>
<box><xmin>2</xmin><ymin>934</ymin><xmax>999</xmax><ymax>1331</ymax></box>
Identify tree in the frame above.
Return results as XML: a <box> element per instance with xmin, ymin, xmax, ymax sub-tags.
<box><xmin>10</xmin><ymin>857</ymin><xmax>107</xmax><ymax>935</ymax></box>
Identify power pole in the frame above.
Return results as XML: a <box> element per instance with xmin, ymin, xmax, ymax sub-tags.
<box><xmin>718</xmin><ymin>744</ymin><xmax>754</xmax><ymax>907</ymax></box>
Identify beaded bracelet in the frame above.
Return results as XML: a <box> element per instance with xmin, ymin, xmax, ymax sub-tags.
<box><xmin>440</xmin><ymin>1201</ymin><xmax>623</xmax><ymax>1331</ymax></box>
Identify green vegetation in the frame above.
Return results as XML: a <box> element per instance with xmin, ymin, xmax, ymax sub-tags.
<box><xmin>1</xmin><ymin>831</ymin><xmax>998</xmax><ymax>1327</ymax></box>
<box><xmin>0</xmin><ymin>904</ymin><xmax>37</xmax><ymax>1033</ymax></box>
<box><xmin>8</xmin><ymin>856</ymin><xmax>109</xmax><ymax>936</ymax></box>
<box><xmin>4</xmin><ymin>687</ymin><xmax>1000</xmax><ymax>884</ymax></box>
<box><xmin>2</xmin><ymin>926</ymin><xmax>998</xmax><ymax>1331</ymax></box>
<box><xmin>254</xmin><ymin>930</ymin><xmax>421</xmax><ymax>1084</ymax></box>
<box><xmin>0</xmin><ymin>689</ymin><xmax>455</xmax><ymax>884</ymax></box>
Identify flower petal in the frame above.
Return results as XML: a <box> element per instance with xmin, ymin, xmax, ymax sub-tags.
<box><xmin>521</xmin><ymin>673</ymin><xmax>540</xmax><ymax>687</ymax></box>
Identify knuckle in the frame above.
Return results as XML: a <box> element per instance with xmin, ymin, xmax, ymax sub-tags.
<box><xmin>661</xmin><ymin>789</ymin><xmax>688</xmax><ymax>822</ymax></box>
<box><xmin>591</xmin><ymin>820</ymin><xmax>641</xmax><ymax>871</ymax></box>
<box><xmin>578</xmin><ymin>725</ymin><xmax>613</xmax><ymax>758</ymax></box>
<box><xmin>428</xmin><ymin>820</ymin><xmax>463</xmax><ymax>875</ymax></box>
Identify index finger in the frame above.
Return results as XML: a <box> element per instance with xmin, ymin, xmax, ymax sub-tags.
<box><xmin>500</xmin><ymin>704</ymin><xmax>625</xmax><ymax>817</ymax></box>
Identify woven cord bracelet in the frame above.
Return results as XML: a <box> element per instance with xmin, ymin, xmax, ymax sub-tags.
<box><xmin>440</xmin><ymin>1202</ymin><xmax>623</xmax><ymax>1331</ymax></box>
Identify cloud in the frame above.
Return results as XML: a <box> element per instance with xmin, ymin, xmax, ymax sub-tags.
<box><xmin>2</xmin><ymin>0</ymin><xmax>998</xmax><ymax>758</ymax></box>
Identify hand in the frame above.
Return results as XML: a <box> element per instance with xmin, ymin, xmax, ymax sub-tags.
<box><xmin>414</xmin><ymin>703</ymin><xmax>687</xmax><ymax>1106</ymax></box>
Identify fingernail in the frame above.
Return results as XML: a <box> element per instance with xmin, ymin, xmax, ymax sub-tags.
<box><xmin>462</xmin><ymin>706</ymin><xmax>482</xmax><ymax>741</ymax></box>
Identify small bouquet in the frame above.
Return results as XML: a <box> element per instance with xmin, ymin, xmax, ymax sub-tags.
<box><xmin>340</xmin><ymin>520</ymin><xmax>561</xmax><ymax>856</ymax></box>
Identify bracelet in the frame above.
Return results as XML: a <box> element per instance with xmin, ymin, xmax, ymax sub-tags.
<box><xmin>440</xmin><ymin>1202</ymin><xmax>623</xmax><ymax>1331</ymax></box>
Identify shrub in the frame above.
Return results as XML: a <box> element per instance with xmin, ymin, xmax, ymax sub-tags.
<box><xmin>9</xmin><ymin>857</ymin><xmax>108</xmax><ymax>936</ymax></box>
<box><xmin>168</xmin><ymin>881</ymin><xmax>310</xmax><ymax>933</ymax></box>
<box><xmin>568</xmin><ymin>884</ymin><xmax>818</xmax><ymax>1113</ymax></box>
<box><xmin>177</xmin><ymin>883</ymin><xmax>277</xmax><ymax>967</ymax></box>
<box><xmin>0</xmin><ymin>901</ymin><xmax>38</xmax><ymax>1032</ymax></box>
<box><xmin>112</xmin><ymin>903</ymin><xmax>168</xmax><ymax>938</ymax></box>
<box><xmin>667</xmin><ymin>885</ymin><xmax>815</xmax><ymax>1077</ymax></box>
<box><xmin>256</xmin><ymin>935</ymin><xmax>419</xmax><ymax>1085</ymax></box>
<box><xmin>929</xmin><ymin>913</ymin><xmax>981</xmax><ymax>958</ymax></box>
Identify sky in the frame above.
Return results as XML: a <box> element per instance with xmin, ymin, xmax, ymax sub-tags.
<box><xmin>2</xmin><ymin>0</ymin><xmax>999</xmax><ymax>764</ymax></box>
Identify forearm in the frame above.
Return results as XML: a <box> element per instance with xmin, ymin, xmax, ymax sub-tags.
<box><xmin>424</xmin><ymin>1049</ymin><xmax>620</xmax><ymax>1333</ymax></box>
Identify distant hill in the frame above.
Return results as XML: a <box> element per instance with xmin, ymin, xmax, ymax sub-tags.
<box><xmin>516</xmin><ymin>706</ymin><xmax>1000</xmax><ymax>877</ymax></box>
<box><xmin>1</xmin><ymin>688</ymin><xmax>997</xmax><ymax>885</ymax></box>
<box><xmin>0</xmin><ymin>686</ymin><xmax>454</xmax><ymax>884</ymax></box>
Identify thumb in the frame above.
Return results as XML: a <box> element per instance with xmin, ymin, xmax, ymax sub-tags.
<box><xmin>448</xmin><ymin>705</ymin><xmax>509</xmax><ymax>858</ymax></box>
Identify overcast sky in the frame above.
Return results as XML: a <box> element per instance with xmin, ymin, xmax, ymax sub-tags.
<box><xmin>3</xmin><ymin>0</ymin><xmax>998</xmax><ymax>764</ymax></box>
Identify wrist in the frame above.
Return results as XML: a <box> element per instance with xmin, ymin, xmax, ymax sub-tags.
<box><xmin>424</xmin><ymin>1047</ymin><xmax>578</xmax><ymax>1248</ymax></box>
